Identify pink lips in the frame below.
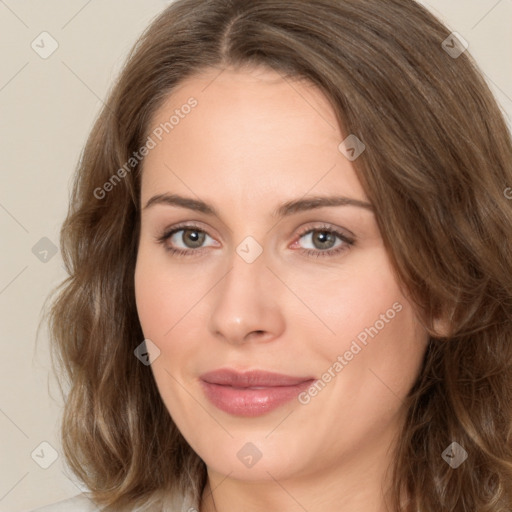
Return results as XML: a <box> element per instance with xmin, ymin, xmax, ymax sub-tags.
<box><xmin>200</xmin><ymin>369</ymin><xmax>315</xmax><ymax>417</ymax></box>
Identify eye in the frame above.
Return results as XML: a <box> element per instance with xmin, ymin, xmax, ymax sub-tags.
<box><xmin>292</xmin><ymin>224</ymin><xmax>355</xmax><ymax>258</ymax></box>
<box><xmin>156</xmin><ymin>223</ymin><xmax>218</xmax><ymax>256</ymax></box>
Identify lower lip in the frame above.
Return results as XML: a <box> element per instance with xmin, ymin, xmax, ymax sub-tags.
<box><xmin>200</xmin><ymin>380</ymin><xmax>315</xmax><ymax>417</ymax></box>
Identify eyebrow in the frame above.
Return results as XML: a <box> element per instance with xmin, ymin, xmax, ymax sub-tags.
<box><xmin>143</xmin><ymin>193</ymin><xmax>374</xmax><ymax>217</ymax></box>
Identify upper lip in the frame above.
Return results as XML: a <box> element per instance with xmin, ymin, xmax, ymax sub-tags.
<box><xmin>200</xmin><ymin>369</ymin><xmax>315</xmax><ymax>387</ymax></box>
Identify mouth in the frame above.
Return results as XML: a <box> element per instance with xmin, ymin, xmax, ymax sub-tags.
<box><xmin>199</xmin><ymin>369</ymin><xmax>316</xmax><ymax>417</ymax></box>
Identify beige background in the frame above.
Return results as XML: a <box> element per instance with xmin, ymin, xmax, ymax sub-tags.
<box><xmin>0</xmin><ymin>1</ymin><xmax>510</xmax><ymax>510</ymax></box>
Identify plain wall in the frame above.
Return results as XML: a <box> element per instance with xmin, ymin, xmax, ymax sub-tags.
<box><xmin>0</xmin><ymin>1</ymin><xmax>510</xmax><ymax>510</ymax></box>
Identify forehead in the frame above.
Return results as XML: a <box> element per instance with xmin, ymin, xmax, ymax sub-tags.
<box><xmin>140</xmin><ymin>66</ymin><xmax>366</xmax><ymax>206</ymax></box>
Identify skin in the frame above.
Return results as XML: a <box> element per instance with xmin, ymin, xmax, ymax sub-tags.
<box><xmin>134</xmin><ymin>65</ymin><xmax>437</xmax><ymax>512</ymax></box>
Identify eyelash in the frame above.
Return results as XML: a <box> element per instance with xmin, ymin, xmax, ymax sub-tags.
<box><xmin>155</xmin><ymin>222</ymin><xmax>355</xmax><ymax>259</ymax></box>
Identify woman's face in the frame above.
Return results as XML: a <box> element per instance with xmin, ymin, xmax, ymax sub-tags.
<box><xmin>134</xmin><ymin>66</ymin><xmax>430</xmax><ymax>485</ymax></box>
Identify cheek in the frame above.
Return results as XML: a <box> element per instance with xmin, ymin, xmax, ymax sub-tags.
<box><xmin>134</xmin><ymin>244</ymin><xmax>198</xmax><ymax>339</ymax></box>
<box><xmin>323</xmin><ymin>282</ymin><xmax>427</xmax><ymax>417</ymax></box>
<box><xmin>294</xmin><ymin>248</ymin><xmax>407</xmax><ymax>352</ymax></box>
<box><xmin>134</xmin><ymin>254</ymin><xmax>165</xmax><ymax>338</ymax></box>
<box><xmin>367</xmin><ymin>296</ymin><xmax>429</xmax><ymax>384</ymax></box>
<box><xmin>134</xmin><ymin>254</ymin><xmax>195</xmax><ymax>414</ymax></box>
<box><xmin>134</xmin><ymin>246</ymin><xmax>207</xmax><ymax>385</ymax></box>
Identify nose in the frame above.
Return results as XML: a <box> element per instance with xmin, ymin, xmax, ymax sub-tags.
<box><xmin>207</xmin><ymin>246</ymin><xmax>285</xmax><ymax>346</ymax></box>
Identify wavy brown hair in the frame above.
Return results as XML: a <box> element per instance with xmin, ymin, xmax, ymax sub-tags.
<box><xmin>45</xmin><ymin>0</ymin><xmax>512</xmax><ymax>510</ymax></box>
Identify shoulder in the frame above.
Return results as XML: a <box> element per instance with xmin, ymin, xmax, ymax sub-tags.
<box><xmin>28</xmin><ymin>493</ymin><xmax>101</xmax><ymax>511</ymax></box>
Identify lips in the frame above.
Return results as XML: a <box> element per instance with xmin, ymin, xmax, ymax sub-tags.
<box><xmin>199</xmin><ymin>369</ymin><xmax>315</xmax><ymax>417</ymax></box>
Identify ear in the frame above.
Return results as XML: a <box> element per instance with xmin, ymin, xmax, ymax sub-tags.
<box><xmin>430</xmin><ymin>311</ymin><xmax>453</xmax><ymax>339</ymax></box>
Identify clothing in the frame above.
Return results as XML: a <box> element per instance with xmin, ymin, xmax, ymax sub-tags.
<box><xmin>28</xmin><ymin>489</ymin><xmax>200</xmax><ymax>512</ymax></box>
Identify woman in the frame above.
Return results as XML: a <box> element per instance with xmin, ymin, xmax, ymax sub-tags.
<box><xmin>36</xmin><ymin>0</ymin><xmax>512</xmax><ymax>510</ymax></box>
